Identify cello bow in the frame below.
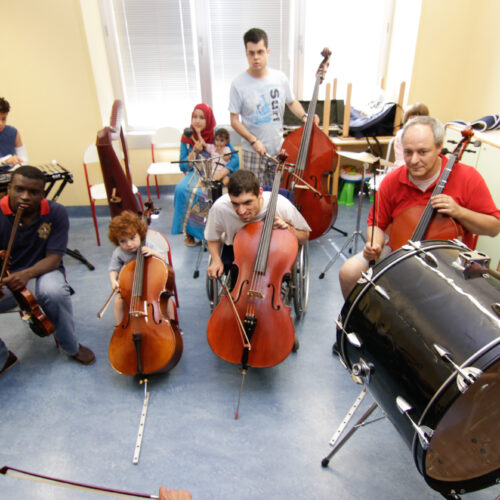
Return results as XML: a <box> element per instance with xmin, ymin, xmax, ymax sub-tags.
<box><xmin>1</xmin><ymin>465</ymin><xmax>159</xmax><ymax>499</ymax></box>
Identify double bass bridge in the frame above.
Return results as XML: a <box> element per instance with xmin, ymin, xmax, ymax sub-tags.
<box><xmin>247</xmin><ymin>289</ymin><xmax>265</xmax><ymax>299</ymax></box>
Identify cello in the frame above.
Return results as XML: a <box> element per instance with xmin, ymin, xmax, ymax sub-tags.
<box><xmin>281</xmin><ymin>48</ymin><xmax>338</xmax><ymax>240</ymax></box>
<box><xmin>108</xmin><ymin>205</ymin><xmax>182</xmax><ymax>376</ymax></box>
<box><xmin>206</xmin><ymin>152</ymin><xmax>297</xmax><ymax>369</ymax></box>
<box><xmin>385</xmin><ymin>126</ymin><xmax>473</xmax><ymax>251</ymax></box>
<box><xmin>0</xmin><ymin>207</ymin><xmax>54</xmax><ymax>338</ymax></box>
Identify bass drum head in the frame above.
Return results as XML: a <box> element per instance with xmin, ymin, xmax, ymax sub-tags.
<box><xmin>423</xmin><ymin>359</ymin><xmax>500</xmax><ymax>493</ymax></box>
<box><xmin>337</xmin><ymin>239</ymin><xmax>500</xmax><ymax>495</ymax></box>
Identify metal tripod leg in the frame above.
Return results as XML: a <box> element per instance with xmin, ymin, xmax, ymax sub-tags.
<box><xmin>321</xmin><ymin>387</ymin><xmax>379</xmax><ymax>467</ymax></box>
<box><xmin>193</xmin><ymin>240</ymin><xmax>207</xmax><ymax>279</ymax></box>
<box><xmin>319</xmin><ymin>163</ymin><xmax>369</xmax><ymax>279</ymax></box>
<box><xmin>319</xmin><ymin>230</ymin><xmax>366</xmax><ymax>279</ymax></box>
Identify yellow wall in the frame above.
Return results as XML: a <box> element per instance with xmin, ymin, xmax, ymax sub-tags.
<box><xmin>2</xmin><ymin>0</ymin><xmax>500</xmax><ymax>207</ymax></box>
<box><xmin>1</xmin><ymin>0</ymin><xmax>102</xmax><ymax>206</ymax></box>
<box><xmin>409</xmin><ymin>0</ymin><xmax>500</xmax><ymax>122</ymax></box>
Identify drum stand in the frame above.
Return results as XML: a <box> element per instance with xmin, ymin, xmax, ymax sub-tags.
<box><xmin>319</xmin><ymin>163</ymin><xmax>369</xmax><ymax>279</ymax></box>
<box><xmin>321</xmin><ymin>387</ymin><xmax>383</xmax><ymax>467</ymax></box>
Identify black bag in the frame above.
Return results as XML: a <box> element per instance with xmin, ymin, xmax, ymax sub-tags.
<box><xmin>348</xmin><ymin>103</ymin><xmax>397</xmax><ymax>138</ymax></box>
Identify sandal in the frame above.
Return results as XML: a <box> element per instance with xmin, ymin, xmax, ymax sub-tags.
<box><xmin>184</xmin><ymin>234</ymin><xmax>196</xmax><ymax>247</ymax></box>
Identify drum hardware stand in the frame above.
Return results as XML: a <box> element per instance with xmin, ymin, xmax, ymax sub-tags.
<box><xmin>321</xmin><ymin>387</ymin><xmax>383</xmax><ymax>467</ymax></box>
<box><xmin>65</xmin><ymin>248</ymin><xmax>95</xmax><ymax>270</ymax></box>
<box><xmin>319</xmin><ymin>162</ymin><xmax>369</xmax><ymax>279</ymax></box>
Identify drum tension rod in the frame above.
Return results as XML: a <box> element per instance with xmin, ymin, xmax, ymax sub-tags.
<box><xmin>433</xmin><ymin>344</ymin><xmax>483</xmax><ymax>393</ymax></box>
<box><xmin>335</xmin><ymin>319</ymin><xmax>362</xmax><ymax>349</ymax></box>
<box><xmin>403</xmin><ymin>240</ymin><xmax>439</xmax><ymax>268</ymax></box>
<box><xmin>360</xmin><ymin>269</ymin><xmax>390</xmax><ymax>301</ymax></box>
<box><xmin>396</xmin><ymin>396</ymin><xmax>433</xmax><ymax>450</ymax></box>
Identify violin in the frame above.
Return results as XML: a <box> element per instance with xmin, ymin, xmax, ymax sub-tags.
<box><xmin>0</xmin><ymin>208</ymin><xmax>54</xmax><ymax>338</ymax></box>
<box><xmin>206</xmin><ymin>152</ymin><xmax>297</xmax><ymax>368</ymax></box>
<box><xmin>108</xmin><ymin>204</ymin><xmax>182</xmax><ymax>376</ymax></box>
<box><xmin>386</xmin><ymin>126</ymin><xmax>473</xmax><ymax>251</ymax></box>
<box><xmin>281</xmin><ymin>48</ymin><xmax>338</xmax><ymax>240</ymax></box>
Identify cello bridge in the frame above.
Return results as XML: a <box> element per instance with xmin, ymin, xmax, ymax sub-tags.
<box><xmin>247</xmin><ymin>290</ymin><xmax>265</xmax><ymax>299</ymax></box>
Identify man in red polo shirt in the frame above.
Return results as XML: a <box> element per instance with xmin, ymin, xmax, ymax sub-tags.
<box><xmin>339</xmin><ymin>116</ymin><xmax>500</xmax><ymax>299</ymax></box>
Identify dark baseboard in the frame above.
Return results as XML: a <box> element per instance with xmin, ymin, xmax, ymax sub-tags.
<box><xmin>66</xmin><ymin>184</ymin><xmax>175</xmax><ymax>218</ymax></box>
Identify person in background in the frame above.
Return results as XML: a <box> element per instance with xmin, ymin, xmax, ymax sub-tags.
<box><xmin>205</xmin><ymin>169</ymin><xmax>310</xmax><ymax>280</ymax></box>
<box><xmin>229</xmin><ymin>28</ymin><xmax>315</xmax><ymax>187</ymax></box>
<box><xmin>205</xmin><ymin>127</ymin><xmax>233</xmax><ymax>186</ymax></box>
<box><xmin>107</xmin><ymin>210</ymin><xmax>166</xmax><ymax>324</ymax></box>
<box><xmin>172</xmin><ymin>104</ymin><xmax>239</xmax><ymax>247</ymax></box>
<box><xmin>393</xmin><ymin>102</ymin><xmax>429</xmax><ymax>167</ymax></box>
<box><xmin>0</xmin><ymin>97</ymin><xmax>28</xmax><ymax>168</ymax></box>
<box><xmin>338</xmin><ymin>116</ymin><xmax>500</xmax><ymax>299</ymax></box>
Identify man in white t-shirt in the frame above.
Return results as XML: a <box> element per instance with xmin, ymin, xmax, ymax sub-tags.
<box><xmin>229</xmin><ymin>28</ymin><xmax>310</xmax><ymax>186</ymax></box>
<box><xmin>205</xmin><ymin>169</ymin><xmax>311</xmax><ymax>279</ymax></box>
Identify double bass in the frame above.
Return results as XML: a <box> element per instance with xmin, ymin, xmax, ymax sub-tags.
<box><xmin>386</xmin><ymin>126</ymin><xmax>473</xmax><ymax>251</ymax></box>
<box><xmin>207</xmin><ymin>153</ymin><xmax>297</xmax><ymax>369</ymax></box>
<box><xmin>281</xmin><ymin>48</ymin><xmax>338</xmax><ymax>240</ymax></box>
<box><xmin>108</xmin><ymin>205</ymin><xmax>182</xmax><ymax>376</ymax></box>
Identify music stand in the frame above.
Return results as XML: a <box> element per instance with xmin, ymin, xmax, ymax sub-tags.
<box><xmin>318</xmin><ymin>152</ymin><xmax>385</xmax><ymax>279</ymax></box>
<box><xmin>173</xmin><ymin>151</ymin><xmax>236</xmax><ymax>278</ymax></box>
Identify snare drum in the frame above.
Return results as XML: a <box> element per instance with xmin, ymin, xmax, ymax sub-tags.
<box><xmin>337</xmin><ymin>240</ymin><xmax>500</xmax><ymax>495</ymax></box>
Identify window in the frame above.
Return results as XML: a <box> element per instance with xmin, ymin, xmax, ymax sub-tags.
<box><xmin>98</xmin><ymin>0</ymin><xmax>412</xmax><ymax>133</ymax></box>
<box><xmin>100</xmin><ymin>0</ymin><xmax>292</xmax><ymax>131</ymax></box>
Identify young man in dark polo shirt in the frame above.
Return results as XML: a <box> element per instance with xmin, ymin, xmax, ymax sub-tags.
<box><xmin>0</xmin><ymin>165</ymin><xmax>94</xmax><ymax>375</ymax></box>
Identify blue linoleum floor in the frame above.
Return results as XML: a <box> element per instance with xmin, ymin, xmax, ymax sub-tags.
<box><xmin>1</xmin><ymin>192</ymin><xmax>498</xmax><ymax>500</ymax></box>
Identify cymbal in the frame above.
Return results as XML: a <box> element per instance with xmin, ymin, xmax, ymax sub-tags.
<box><xmin>337</xmin><ymin>150</ymin><xmax>391</xmax><ymax>166</ymax></box>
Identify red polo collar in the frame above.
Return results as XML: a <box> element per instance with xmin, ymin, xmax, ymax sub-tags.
<box><xmin>1</xmin><ymin>195</ymin><xmax>50</xmax><ymax>215</ymax></box>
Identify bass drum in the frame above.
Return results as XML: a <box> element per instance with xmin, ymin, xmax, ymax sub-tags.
<box><xmin>337</xmin><ymin>240</ymin><xmax>500</xmax><ymax>495</ymax></box>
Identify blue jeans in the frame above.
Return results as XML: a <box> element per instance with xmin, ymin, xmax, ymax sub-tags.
<box><xmin>0</xmin><ymin>269</ymin><xmax>79</xmax><ymax>360</ymax></box>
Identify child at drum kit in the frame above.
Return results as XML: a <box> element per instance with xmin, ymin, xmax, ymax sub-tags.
<box><xmin>107</xmin><ymin>211</ymin><xmax>166</xmax><ymax>324</ymax></box>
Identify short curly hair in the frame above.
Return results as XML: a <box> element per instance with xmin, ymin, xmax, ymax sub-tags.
<box><xmin>0</xmin><ymin>97</ymin><xmax>10</xmax><ymax>114</ymax></box>
<box><xmin>108</xmin><ymin>210</ymin><xmax>147</xmax><ymax>246</ymax></box>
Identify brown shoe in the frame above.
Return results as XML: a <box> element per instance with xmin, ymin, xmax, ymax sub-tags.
<box><xmin>72</xmin><ymin>344</ymin><xmax>96</xmax><ymax>365</ymax></box>
<box><xmin>0</xmin><ymin>351</ymin><xmax>18</xmax><ymax>376</ymax></box>
<box><xmin>184</xmin><ymin>234</ymin><xmax>196</xmax><ymax>247</ymax></box>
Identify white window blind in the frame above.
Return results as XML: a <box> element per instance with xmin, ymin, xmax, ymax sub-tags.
<box><xmin>109</xmin><ymin>0</ymin><xmax>200</xmax><ymax>130</ymax></box>
<box><xmin>100</xmin><ymin>0</ymin><xmax>293</xmax><ymax>131</ymax></box>
<box><xmin>207</xmin><ymin>0</ymin><xmax>292</xmax><ymax>126</ymax></box>
<box><xmin>99</xmin><ymin>0</ymin><xmax>406</xmax><ymax>132</ymax></box>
